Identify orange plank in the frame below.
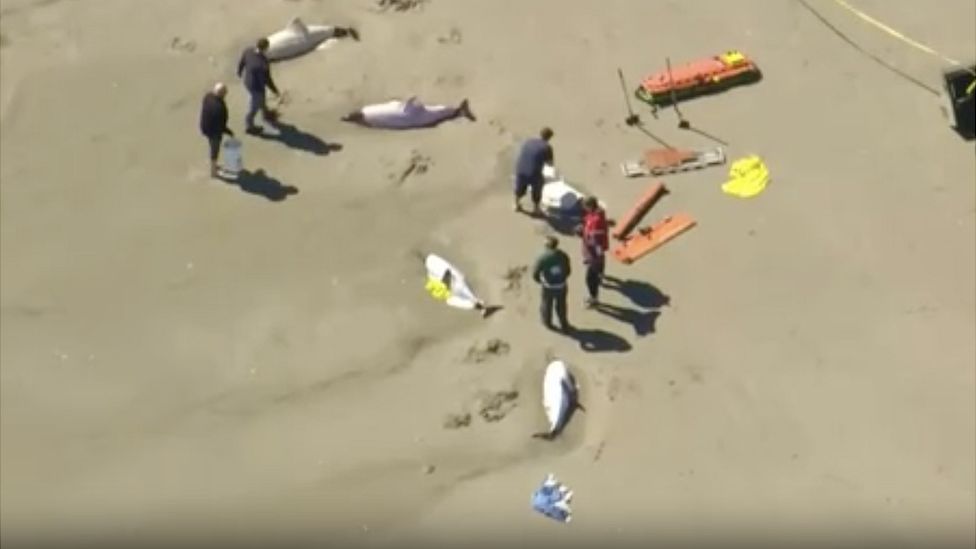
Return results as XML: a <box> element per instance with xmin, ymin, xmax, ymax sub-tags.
<box><xmin>611</xmin><ymin>182</ymin><xmax>669</xmax><ymax>241</ymax></box>
<box><xmin>612</xmin><ymin>213</ymin><xmax>697</xmax><ymax>264</ymax></box>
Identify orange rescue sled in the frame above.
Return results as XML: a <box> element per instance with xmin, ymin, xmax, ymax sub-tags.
<box><xmin>612</xmin><ymin>213</ymin><xmax>697</xmax><ymax>265</ymax></box>
<box><xmin>636</xmin><ymin>51</ymin><xmax>761</xmax><ymax>107</ymax></box>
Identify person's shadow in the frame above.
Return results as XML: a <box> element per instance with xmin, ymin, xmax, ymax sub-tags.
<box><xmin>601</xmin><ymin>275</ymin><xmax>670</xmax><ymax>309</ymax></box>
<box><xmin>543</xmin><ymin>211</ymin><xmax>583</xmax><ymax>237</ymax></box>
<box><xmin>566</xmin><ymin>327</ymin><xmax>632</xmax><ymax>353</ymax></box>
<box><xmin>223</xmin><ymin>169</ymin><xmax>299</xmax><ymax>202</ymax></box>
<box><xmin>258</xmin><ymin>121</ymin><xmax>343</xmax><ymax>156</ymax></box>
<box><xmin>593</xmin><ymin>303</ymin><xmax>661</xmax><ymax>336</ymax></box>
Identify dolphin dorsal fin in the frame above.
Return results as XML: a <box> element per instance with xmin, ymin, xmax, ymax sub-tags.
<box><xmin>287</xmin><ymin>17</ymin><xmax>310</xmax><ymax>37</ymax></box>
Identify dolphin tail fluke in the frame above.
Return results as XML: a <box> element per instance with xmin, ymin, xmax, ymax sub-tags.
<box><xmin>458</xmin><ymin>98</ymin><xmax>476</xmax><ymax>122</ymax></box>
<box><xmin>334</xmin><ymin>27</ymin><xmax>360</xmax><ymax>41</ymax></box>
<box><xmin>341</xmin><ymin>111</ymin><xmax>366</xmax><ymax>125</ymax></box>
<box><xmin>531</xmin><ymin>431</ymin><xmax>555</xmax><ymax>441</ymax></box>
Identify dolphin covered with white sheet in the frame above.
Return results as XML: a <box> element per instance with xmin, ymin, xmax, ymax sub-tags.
<box><xmin>265</xmin><ymin>18</ymin><xmax>358</xmax><ymax>62</ymax></box>
<box><xmin>342</xmin><ymin>97</ymin><xmax>475</xmax><ymax>129</ymax></box>
<box><xmin>424</xmin><ymin>253</ymin><xmax>491</xmax><ymax>317</ymax></box>
<box><xmin>539</xmin><ymin>165</ymin><xmax>607</xmax><ymax>215</ymax></box>
<box><xmin>532</xmin><ymin>360</ymin><xmax>584</xmax><ymax>440</ymax></box>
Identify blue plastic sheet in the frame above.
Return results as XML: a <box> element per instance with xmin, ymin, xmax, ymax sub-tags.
<box><xmin>531</xmin><ymin>474</ymin><xmax>573</xmax><ymax>523</ymax></box>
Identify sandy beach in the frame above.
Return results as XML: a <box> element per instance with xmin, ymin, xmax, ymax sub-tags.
<box><xmin>1</xmin><ymin>0</ymin><xmax>974</xmax><ymax>546</ymax></box>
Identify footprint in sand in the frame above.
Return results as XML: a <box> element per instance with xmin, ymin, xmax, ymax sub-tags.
<box><xmin>464</xmin><ymin>338</ymin><xmax>511</xmax><ymax>363</ymax></box>
<box><xmin>502</xmin><ymin>265</ymin><xmax>528</xmax><ymax>294</ymax></box>
<box><xmin>478</xmin><ymin>390</ymin><xmax>519</xmax><ymax>422</ymax></box>
<box><xmin>169</xmin><ymin>36</ymin><xmax>196</xmax><ymax>53</ymax></box>
<box><xmin>390</xmin><ymin>150</ymin><xmax>432</xmax><ymax>186</ymax></box>
<box><xmin>443</xmin><ymin>412</ymin><xmax>472</xmax><ymax>429</ymax></box>
<box><xmin>437</xmin><ymin>27</ymin><xmax>462</xmax><ymax>45</ymax></box>
<box><xmin>376</xmin><ymin>0</ymin><xmax>428</xmax><ymax>12</ymax></box>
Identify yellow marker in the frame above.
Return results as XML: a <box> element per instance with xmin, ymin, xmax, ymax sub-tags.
<box><xmin>719</xmin><ymin>50</ymin><xmax>746</xmax><ymax>66</ymax></box>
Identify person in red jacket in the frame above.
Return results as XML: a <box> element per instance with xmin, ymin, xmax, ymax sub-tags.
<box><xmin>579</xmin><ymin>196</ymin><xmax>610</xmax><ymax>307</ymax></box>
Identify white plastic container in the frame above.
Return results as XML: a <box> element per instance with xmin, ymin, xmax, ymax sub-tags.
<box><xmin>222</xmin><ymin>138</ymin><xmax>243</xmax><ymax>179</ymax></box>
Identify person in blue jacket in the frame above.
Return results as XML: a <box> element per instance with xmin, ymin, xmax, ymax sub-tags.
<box><xmin>237</xmin><ymin>38</ymin><xmax>281</xmax><ymax>135</ymax></box>
<box><xmin>513</xmin><ymin>127</ymin><xmax>555</xmax><ymax>214</ymax></box>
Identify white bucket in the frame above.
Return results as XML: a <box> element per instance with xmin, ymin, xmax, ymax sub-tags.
<box><xmin>222</xmin><ymin>138</ymin><xmax>243</xmax><ymax>178</ymax></box>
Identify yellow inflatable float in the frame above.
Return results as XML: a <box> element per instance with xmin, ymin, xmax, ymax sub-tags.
<box><xmin>722</xmin><ymin>155</ymin><xmax>769</xmax><ymax>198</ymax></box>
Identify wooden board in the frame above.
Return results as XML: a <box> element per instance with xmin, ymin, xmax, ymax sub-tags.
<box><xmin>611</xmin><ymin>182</ymin><xmax>668</xmax><ymax>241</ymax></box>
<box><xmin>612</xmin><ymin>213</ymin><xmax>696</xmax><ymax>264</ymax></box>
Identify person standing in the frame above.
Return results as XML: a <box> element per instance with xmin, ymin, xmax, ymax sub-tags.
<box><xmin>237</xmin><ymin>38</ymin><xmax>281</xmax><ymax>135</ymax></box>
<box><xmin>199</xmin><ymin>82</ymin><xmax>234</xmax><ymax>178</ymax></box>
<box><xmin>580</xmin><ymin>196</ymin><xmax>610</xmax><ymax>307</ymax></box>
<box><xmin>532</xmin><ymin>236</ymin><xmax>572</xmax><ymax>332</ymax></box>
<box><xmin>513</xmin><ymin>127</ymin><xmax>555</xmax><ymax>214</ymax></box>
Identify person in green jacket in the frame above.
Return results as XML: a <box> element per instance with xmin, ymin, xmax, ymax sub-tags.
<box><xmin>533</xmin><ymin>236</ymin><xmax>572</xmax><ymax>332</ymax></box>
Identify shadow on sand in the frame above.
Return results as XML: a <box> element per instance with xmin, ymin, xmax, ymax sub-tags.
<box><xmin>222</xmin><ymin>169</ymin><xmax>298</xmax><ymax>202</ymax></box>
<box><xmin>258</xmin><ymin>121</ymin><xmax>343</xmax><ymax>156</ymax></box>
<box><xmin>567</xmin><ymin>326</ymin><xmax>632</xmax><ymax>353</ymax></box>
<box><xmin>593</xmin><ymin>304</ymin><xmax>661</xmax><ymax>337</ymax></box>
<box><xmin>602</xmin><ymin>275</ymin><xmax>670</xmax><ymax>309</ymax></box>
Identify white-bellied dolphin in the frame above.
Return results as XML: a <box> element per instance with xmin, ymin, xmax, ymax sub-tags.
<box><xmin>424</xmin><ymin>253</ymin><xmax>494</xmax><ymax>317</ymax></box>
<box><xmin>265</xmin><ymin>18</ymin><xmax>358</xmax><ymax>62</ymax></box>
<box><xmin>341</xmin><ymin>97</ymin><xmax>475</xmax><ymax>129</ymax></box>
<box><xmin>532</xmin><ymin>360</ymin><xmax>584</xmax><ymax>440</ymax></box>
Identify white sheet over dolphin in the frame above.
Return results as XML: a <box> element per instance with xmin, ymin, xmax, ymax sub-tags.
<box><xmin>342</xmin><ymin>97</ymin><xmax>475</xmax><ymax>129</ymax></box>
<box><xmin>540</xmin><ymin>165</ymin><xmax>607</xmax><ymax>214</ymax></box>
<box><xmin>265</xmin><ymin>18</ymin><xmax>358</xmax><ymax>62</ymax></box>
<box><xmin>533</xmin><ymin>360</ymin><xmax>584</xmax><ymax>440</ymax></box>
<box><xmin>424</xmin><ymin>253</ymin><xmax>491</xmax><ymax>316</ymax></box>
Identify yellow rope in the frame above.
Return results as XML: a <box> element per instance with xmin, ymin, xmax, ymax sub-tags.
<box><xmin>832</xmin><ymin>0</ymin><xmax>974</xmax><ymax>79</ymax></box>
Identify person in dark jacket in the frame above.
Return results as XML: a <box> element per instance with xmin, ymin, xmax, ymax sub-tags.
<box><xmin>514</xmin><ymin>127</ymin><xmax>555</xmax><ymax>214</ymax></box>
<box><xmin>533</xmin><ymin>236</ymin><xmax>572</xmax><ymax>332</ymax></box>
<box><xmin>579</xmin><ymin>196</ymin><xmax>610</xmax><ymax>307</ymax></box>
<box><xmin>199</xmin><ymin>82</ymin><xmax>234</xmax><ymax>178</ymax></box>
<box><xmin>237</xmin><ymin>38</ymin><xmax>281</xmax><ymax>134</ymax></box>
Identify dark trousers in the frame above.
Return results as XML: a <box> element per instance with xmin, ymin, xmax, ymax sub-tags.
<box><xmin>245</xmin><ymin>89</ymin><xmax>272</xmax><ymax>129</ymax></box>
<box><xmin>541</xmin><ymin>286</ymin><xmax>569</xmax><ymax>329</ymax></box>
<box><xmin>205</xmin><ymin>133</ymin><xmax>222</xmax><ymax>162</ymax></box>
<box><xmin>515</xmin><ymin>173</ymin><xmax>544</xmax><ymax>205</ymax></box>
<box><xmin>585</xmin><ymin>260</ymin><xmax>604</xmax><ymax>300</ymax></box>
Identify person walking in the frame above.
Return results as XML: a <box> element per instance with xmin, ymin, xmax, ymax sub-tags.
<box><xmin>198</xmin><ymin>82</ymin><xmax>234</xmax><ymax>178</ymax></box>
<box><xmin>513</xmin><ymin>127</ymin><xmax>555</xmax><ymax>214</ymax></box>
<box><xmin>237</xmin><ymin>38</ymin><xmax>281</xmax><ymax>135</ymax></box>
<box><xmin>579</xmin><ymin>196</ymin><xmax>610</xmax><ymax>307</ymax></box>
<box><xmin>532</xmin><ymin>236</ymin><xmax>572</xmax><ymax>332</ymax></box>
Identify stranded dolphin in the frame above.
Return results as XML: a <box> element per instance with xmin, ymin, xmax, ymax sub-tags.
<box><xmin>424</xmin><ymin>253</ymin><xmax>493</xmax><ymax>317</ymax></box>
<box><xmin>341</xmin><ymin>97</ymin><xmax>475</xmax><ymax>130</ymax></box>
<box><xmin>265</xmin><ymin>18</ymin><xmax>358</xmax><ymax>62</ymax></box>
<box><xmin>532</xmin><ymin>360</ymin><xmax>585</xmax><ymax>440</ymax></box>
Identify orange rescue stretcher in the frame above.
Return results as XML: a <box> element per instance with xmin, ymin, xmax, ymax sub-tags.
<box><xmin>610</xmin><ymin>181</ymin><xmax>696</xmax><ymax>265</ymax></box>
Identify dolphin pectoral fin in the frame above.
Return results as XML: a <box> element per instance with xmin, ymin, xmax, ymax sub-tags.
<box><xmin>531</xmin><ymin>431</ymin><xmax>555</xmax><ymax>441</ymax></box>
<box><xmin>574</xmin><ymin>402</ymin><xmax>586</xmax><ymax>413</ymax></box>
